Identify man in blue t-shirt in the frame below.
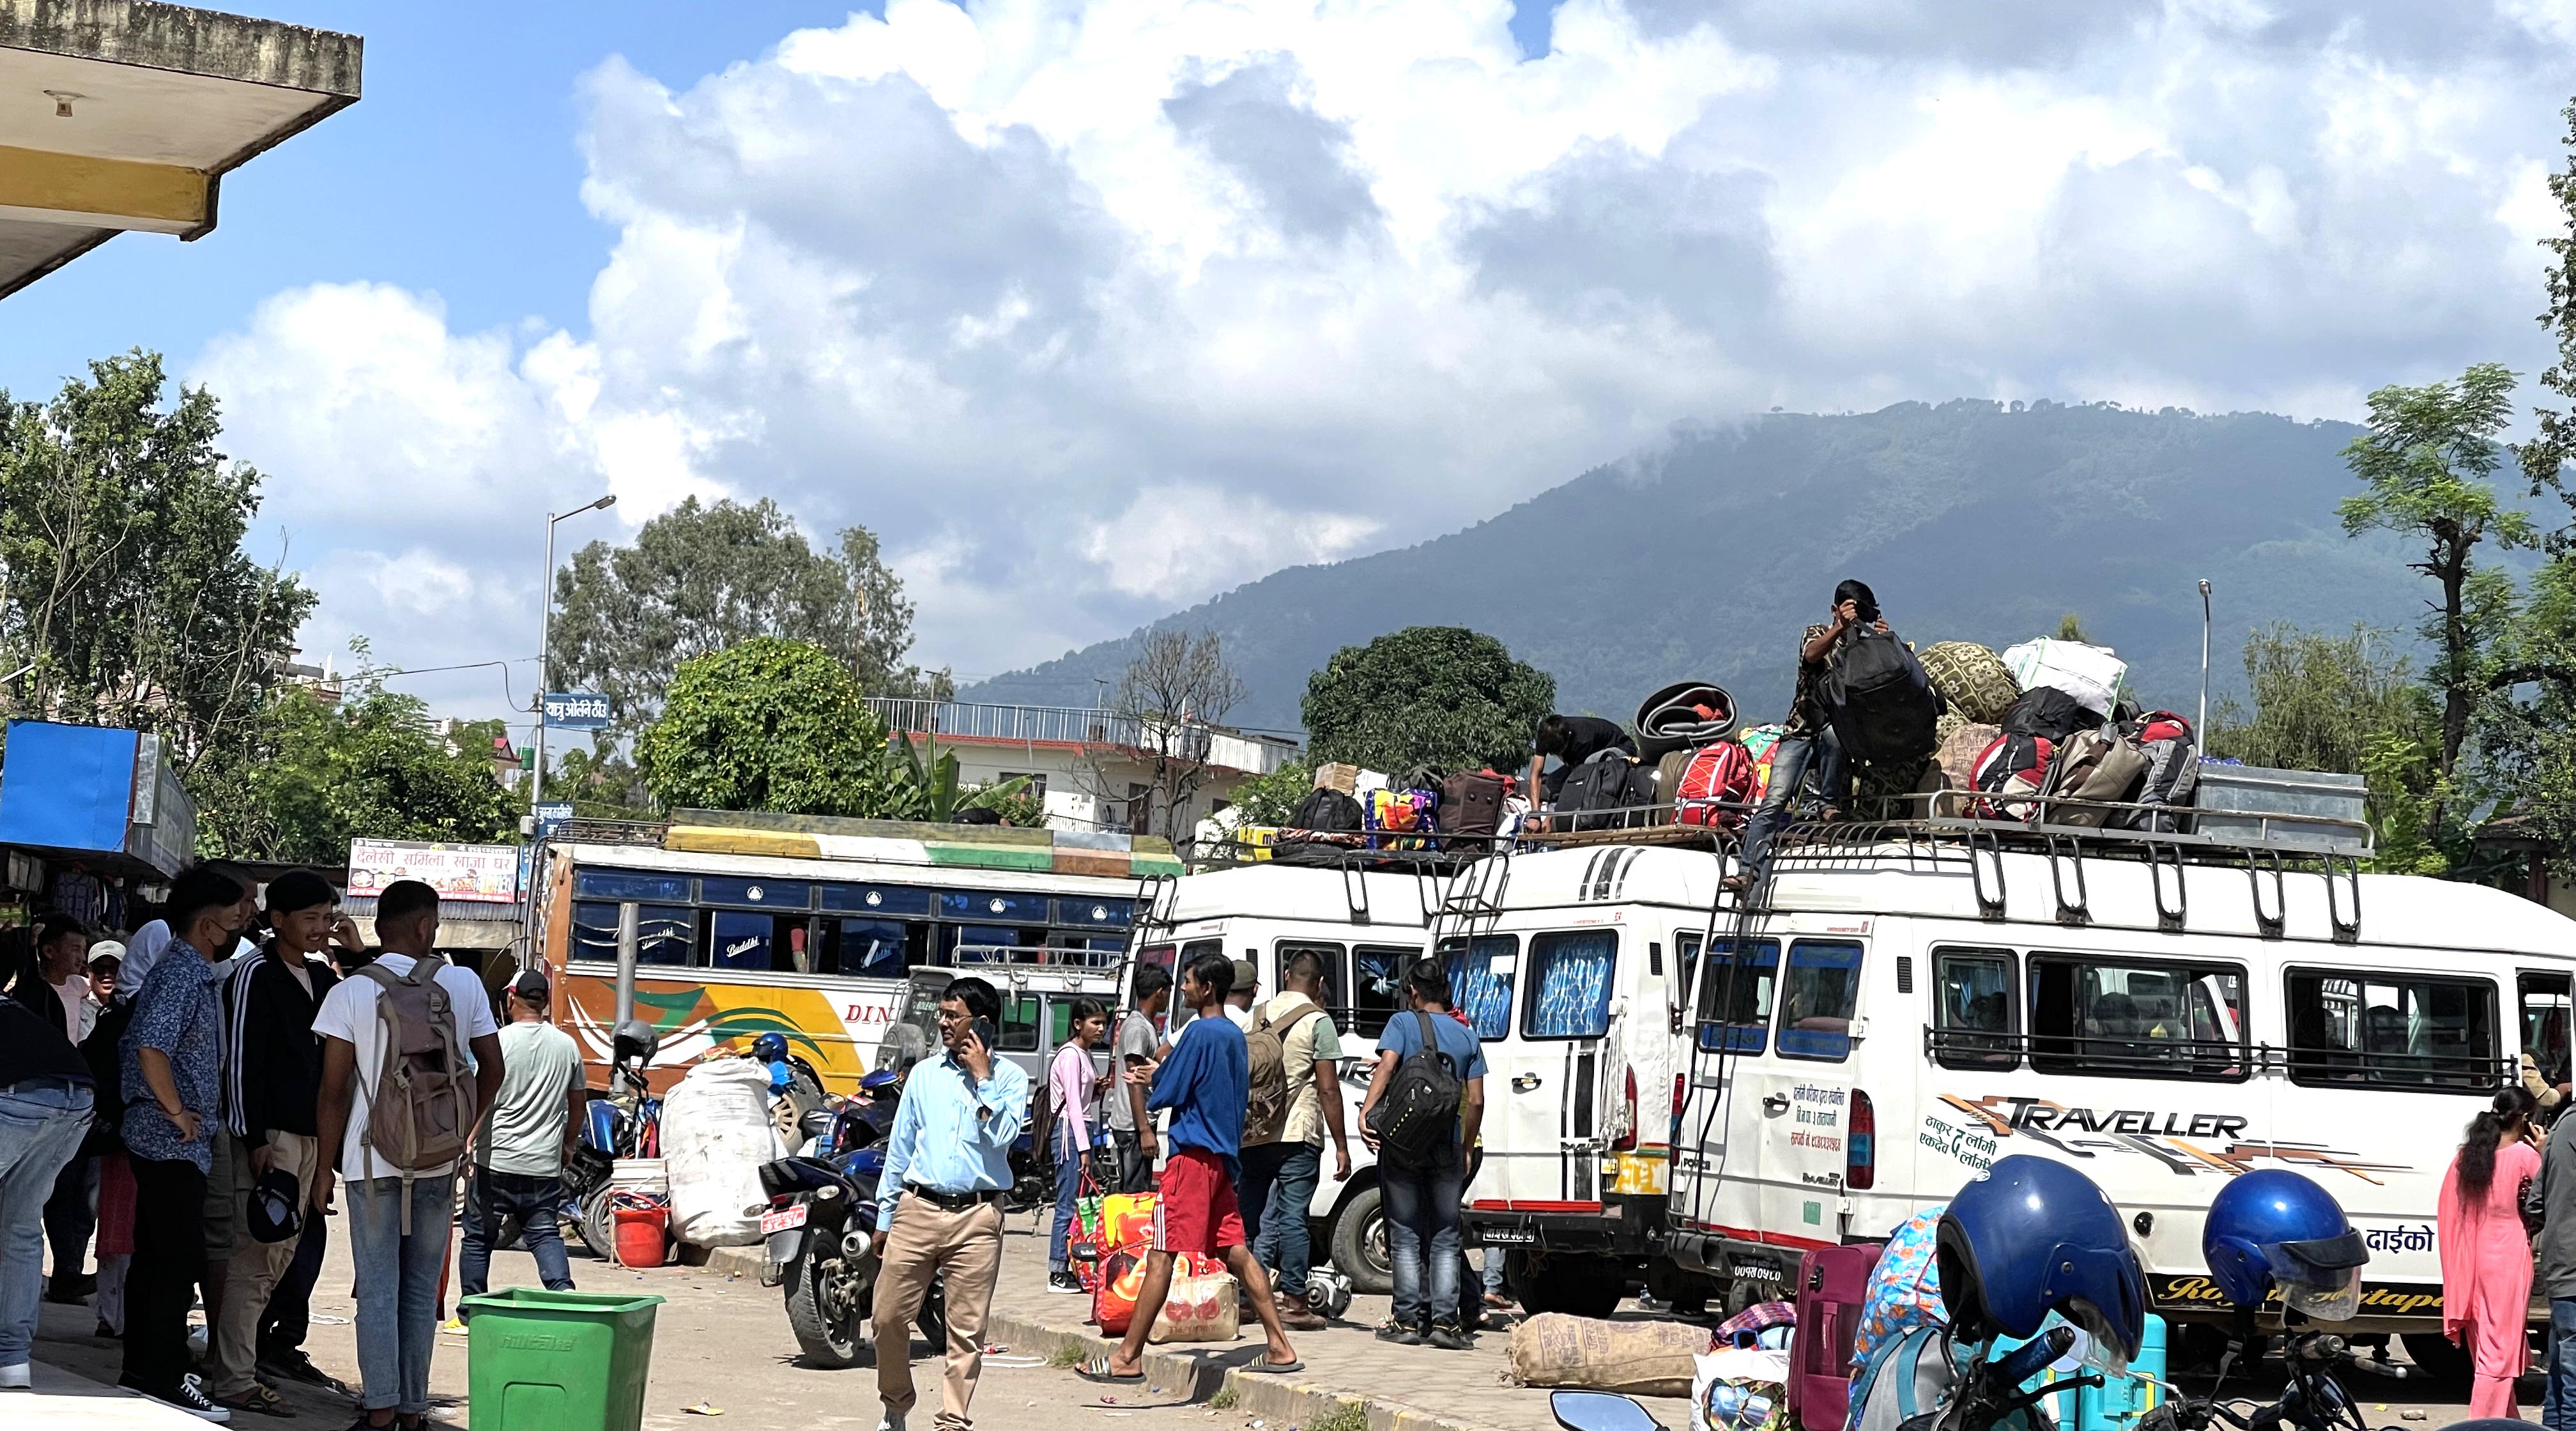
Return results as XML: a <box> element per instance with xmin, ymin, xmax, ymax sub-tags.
<box><xmin>1358</xmin><ymin>958</ymin><xmax>1487</xmax><ymax>1350</ymax></box>
<box><xmin>1077</xmin><ymin>952</ymin><xmax>1301</xmax><ymax>1387</ymax></box>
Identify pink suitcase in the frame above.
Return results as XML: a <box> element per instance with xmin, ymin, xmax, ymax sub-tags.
<box><xmin>1787</xmin><ymin>1241</ymin><xmax>1884</xmax><ymax>1431</ymax></box>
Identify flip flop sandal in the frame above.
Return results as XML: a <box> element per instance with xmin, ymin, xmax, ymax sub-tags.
<box><xmin>1075</xmin><ymin>1358</ymin><xmax>1145</xmax><ymax>1384</ymax></box>
<box><xmin>1245</xmin><ymin>1359</ymin><xmax>1305</xmax><ymax>1374</ymax></box>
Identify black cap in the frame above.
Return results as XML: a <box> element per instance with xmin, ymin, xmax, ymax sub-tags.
<box><xmin>511</xmin><ymin>969</ymin><xmax>551</xmax><ymax>1006</ymax></box>
<box><xmin>247</xmin><ymin>1168</ymin><xmax>302</xmax><ymax>1244</ymax></box>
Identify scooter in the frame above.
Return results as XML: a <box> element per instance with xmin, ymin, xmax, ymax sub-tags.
<box><xmin>564</xmin><ymin>1019</ymin><xmax>666</xmax><ymax>1259</ymax></box>
<box><xmin>2140</xmin><ymin>1330</ymin><xmax>2418</xmax><ymax>1431</ymax></box>
<box><xmin>759</xmin><ymin>1068</ymin><xmax>947</xmax><ymax>1369</ymax></box>
<box><xmin>1543</xmin><ymin>1331</ymin><xmax>2103</xmax><ymax>1431</ymax></box>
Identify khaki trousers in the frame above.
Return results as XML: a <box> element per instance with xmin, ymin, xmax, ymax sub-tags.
<box><xmin>872</xmin><ymin>1195</ymin><xmax>1003</xmax><ymax>1431</ymax></box>
<box><xmin>210</xmin><ymin>1131</ymin><xmax>319</xmax><ymax>1397</ymax></box>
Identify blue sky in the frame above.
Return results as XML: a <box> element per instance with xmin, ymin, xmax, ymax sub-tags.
<box><xmin>3</xmin><ymin>1</ymin><xmax>2564</xmax><ymax>731</ymax></box>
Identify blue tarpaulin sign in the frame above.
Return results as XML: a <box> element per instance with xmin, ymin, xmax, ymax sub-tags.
<box><xmin>0</xmin><ymin>721</ymin><xmax>198</xmax><ymax>878</ymax></box>
<box><xmin>542</xmin><ymin>693</ymin><xmax>612</xmax><ymax>730</ymax></box>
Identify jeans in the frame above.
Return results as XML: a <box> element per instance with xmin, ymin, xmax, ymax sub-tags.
<box><xmin>0</xmin><ymin>1080</ymin><xmax>92</xmax><ymax>1368</ymax></box>
<box><xmin>1047</xmin><ymin>1152</ymin><xmax>1084</xmax><ymax>1273</ymax></box>
<box><xmin>347</xmin><ymin>1171</ymin><xmax>458</xmax><ymax>1414</ymax></box>
<box><xmin>459</xmin><ymin>1167</ymin><xmax>573</xmax><ymax>1297</ymax></box>
<box><xmin>1381</xmin><ymin>1144</ymin><xmax>1464</xmax><ymax>1331</ymax></box>
<box><xmin>2550</xmin><ymin>1299</ymin><xmax>2576</xmax><ymax>1431</ymax></box>
<box><xmin>1108</xmin><ymin>1129</ymin><xmax>1153</xmax><ymax>1193</ymax></box>
<box><xmin>1738</xmin><ymin>728</ymin><xmax>1846</xmax><ymax>880</ymax></box>
<box><xmin>1247</xmin><ymin>1142</ymin><xmax>1321</xmax><ymax>1296</ymax></box>
<box><xmin>259</xmin><ymin>1211</ymin><xmax>326</xmax><ymax>1362</ymax></box>
<box><xmin>125</xmin><ymin>1154</ymin><xmax>207</xmax><ymax>1395</ymax></box>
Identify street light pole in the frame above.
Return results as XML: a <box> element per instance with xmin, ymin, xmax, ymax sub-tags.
<box><xmin>535</xmin><ymin>493</ymin><xmax>617</xmax><ymax>814</ymax></box>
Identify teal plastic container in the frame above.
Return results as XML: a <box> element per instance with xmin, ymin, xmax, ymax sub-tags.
<box><xmin>461</xmin><ymin>1287</ymin><xmax>665</xmax><ymax>1431</ymax></box>
<box><xmin>1986</xmin><ymin>1313</ymin><xmax>2165</xmax><ymax>1431</ymax></box>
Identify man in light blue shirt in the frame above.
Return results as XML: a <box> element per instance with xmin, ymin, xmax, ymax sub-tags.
<box><xmin>870</xmin><ymin>977</ymin><xmax>1027</xmax><ymax>1431</ymax></box>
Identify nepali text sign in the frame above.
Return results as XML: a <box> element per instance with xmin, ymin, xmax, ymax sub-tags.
<box><xmin>542</xmin><ymin>692</ymin><xmax>613</xmax><ymax>730</ymax></box>
<box><xmin>348</xmin><ymin>839</ymin><xmax>520</xmax><ymax>904</ymax></box>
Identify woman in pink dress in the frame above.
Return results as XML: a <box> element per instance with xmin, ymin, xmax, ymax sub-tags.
<box><xmin>2437</xmin><ymin>1085</ymin><xmax>2542</xmax><ymax>1417</ymax></box>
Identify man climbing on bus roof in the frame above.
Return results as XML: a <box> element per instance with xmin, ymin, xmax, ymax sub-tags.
<box><xmin>1727</xmin><ymin>578</ymin><xmax>1884</xmax><ymax>895</ymax></box>
<box><xmin>1528</xmin><ymin>713</ymin><xmax>1635</xmax><ymax>805</ymax></box>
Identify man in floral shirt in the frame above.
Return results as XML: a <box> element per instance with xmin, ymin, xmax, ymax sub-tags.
<box><xmin>118</xmin><ymin>867</ymin><xmax>250</xmax><ymax>1421</ymax></box>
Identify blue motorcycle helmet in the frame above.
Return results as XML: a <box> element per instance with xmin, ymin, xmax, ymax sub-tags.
<box><xmin>1936</xmin><ymin>1155</ymin><xmax>2149</xmax><ymax>1374</ymax></box>
<box><xmin>2202</xmin><ymin>1170</ymin><xmax>2370</xmax><ymax>1322</ymax></box>
<box><xmin>752</xmin><ymin>1031</ymin><xmax>790</xmax><ymax>1064</ymax></box>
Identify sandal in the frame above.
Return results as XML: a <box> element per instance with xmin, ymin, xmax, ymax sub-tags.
<box><xmin>218</xmin><ymin>1382</ymin><xmax>297</xmax><ymax>1418</ymax></box>
<box><xmin>1075</xmin><ymin>1357</ymin><xmax>1144</xmax><ymax>1384</ymax></box>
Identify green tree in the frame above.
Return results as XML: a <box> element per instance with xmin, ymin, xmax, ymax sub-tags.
<box><xmin>2338</xmin><ymin>362</ymin><xmax>2533</xmax><ymax>841</ymax></box>
<box><xmin>2205</xmin><ymin>624</ymin><xmax>2444</xmax><ymax>871</ymax></box>
<box><xmin>549</xmin><ymin>497</ymin><xmax>950</xmax><ymax>744</ymax></box>
<box><xmin>1301</xmin><ymin>627</ymin><xmax>1556</xmax><ymax>775</ymax></box>
<box><xmin>635</xmin><ymin>638</ymin><xmax>899</xmax><ymax>816</ymax></box>
<box><xmin>0</xmin><ymin>351</ymin><xmax>314</xmax><ymax>776</ymax></box>
<box><xmin>198</xmin><ymin>684</ymin><xmax>518</xmax><ymax>864</ymax></box>
<box><xmin>1225</xmin><ymin>760</ymin><xmax>1313</xmax><ymax>828</ymax></box>
<box><xmin>2054</xmin><ymin>613</ymin><xmax>2090</xmax><ymax>643</ymax></box>
<box><xmin>2522</xmin><ymin>98</ymin><xmax>2576</xmax><ymax>502</ymax></box>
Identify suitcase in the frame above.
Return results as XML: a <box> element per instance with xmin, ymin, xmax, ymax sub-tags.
<box><xmin>1788</xmin><ymin>1241</ymin><xmax>1885</xmax><ymax>1431</ymax></box>
<box><xmin>1441</xmin><ymin>771</ymin><xmax>1508</xmax><ymax>843</ymax></box>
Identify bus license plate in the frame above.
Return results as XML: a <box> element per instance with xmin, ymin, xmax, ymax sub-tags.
<box><xmin>1480</xmin><ymin>1226</ymin><xmax>1538</xmax><ymax>1244</ymax></box>
<box><xmin>760</xmin><ymin>1205</ymin><xmax>808</xmax><ymax>1234</ymax></box>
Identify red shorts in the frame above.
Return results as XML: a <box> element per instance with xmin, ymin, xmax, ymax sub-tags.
<box><xmin>1152</xmin><ymin>1147</ymin><xmax>1244</xmax><ymax>1259</ymax></box>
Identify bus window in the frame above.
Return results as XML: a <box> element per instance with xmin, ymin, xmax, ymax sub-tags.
<box><xmin>1931</xmin><ymin>947</ymin><xmax>2018</xmax><ymax>1070</ymax></box>
<box><xmin>632</xmin><ymin>905</ymin><xmax>694</xmax><ymax>966</ymax></box>
<box><xmin>1778</xmin><ymin>940</ymin><xmax>1863</xmax><ymax>1061</ymax></box>
<box><xmin>940</xmin><ymin>890</ymin><xmax>1050</xmax><ymax>924</ymax></box>
<box><xmin>944</xmin><ymin>924</ymin><xmax>1048</xmax><ymax>963</ymax></box>
<box><xmin>571</xmin><ymin>902</ymin><xmax>620</xmax><ymax>963</ymax></box>
<box><xmin>1349</xmin><ymin>945</ymin><xmax>1418</xmax><ymax>1039</ymax></box>
<box><xmin>2287</xmin><ymin>969</ymin><xmax>2498</xmax><ymax>1090</ymax></box>
<box><xmin>816</xmin><ymin>917</ymin><xmax>931</xmax><ymax>977</ymax></box>
<box><xmin>709</xmin><ymin>910</ymin><xmax>806</xmax><ymax>971</ymax></box>
<box><xmin>2522</xmin><ymin>972</ymin><xmax>2573</xmax><ymax>1092</ymax></box>
<box><xmin>1276</xmin><ymin>941</ymin><xmax>1346</xmax><ymax>1020</ymax></box>
<box><xmin>1438</xmin><ymin>935</ymin><xmax>1518</xmax><ymax>1039</ymax></box>
<box><xmin>702</xmin><ymin>876</ymin><xmax>811</xmax><ymax>910</ymax></box>
<box><xmin>574</xmin><ymin>868</ymin><xmax>692</xmax><ymax>902</ymax></box>
<box><xmin>1694</xmin><ymin>940</ymin><xmax>1777</xmax><ymax>1053</ymax></box>
<box><xmin>999</xmin><ymin>994</ymin><xmax>1043</xmax><ymax>1053</ymax></box>
<box><xmin>1525</xmin><ymin>931</ymin><xmax>1615</xmax><ymax>1040</ymax></box>
<box><xmin>822</xmin><ymin>883</ymin><xmax>935</xmax><ymax>917</ymax></box>
<box><xmin>2030</xmin><ymin>954</ymin><xmax>2245</xmax><ymax>1082</ymax></box>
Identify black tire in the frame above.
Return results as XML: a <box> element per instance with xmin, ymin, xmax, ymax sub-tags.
<box><xmin>578</xmin><ymin>1188</ymin><xmax>615</xmax><ymax>1262</ymax></box>
<box><xmin>783</xmin><ymin>1251</ymin><xmax>867</xmax><ymax>1370</ymax></box>
<box><xmin>1328</xmin><ymin>1184</ymin><xmax>1392</xmax><ymax>1296</ymax></box>
<box><xmin>2400</xmin><ymin>1331</ymin><xmax>2473</xmax><ymax>1388</ymax></box>
<box><xmin>1508</xmin><ymin>1250</ymin><xmax>1625</xmax><ymax>1320</ymax></box>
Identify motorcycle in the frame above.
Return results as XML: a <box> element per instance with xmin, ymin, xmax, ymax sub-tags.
<box><xmin>562</xmin><ymin>1018</ymin><xmax>666</xmax><ymax>1260</ymax></box>
<box><xmin>2141</xmin><ymin>1331</ymin><xmax>2414</xmax><ymax>1431</ymax></box>
<box><xmin>760</xmin><ymin>1067</ymin><xmax>947</xmax><ymax>1369</ymax></box>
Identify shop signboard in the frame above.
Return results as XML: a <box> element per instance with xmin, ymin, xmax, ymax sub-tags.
<box><xmin>347</xmin><ymin>839</ymin><xmax>521</xmax><ymax>904</ymax></box>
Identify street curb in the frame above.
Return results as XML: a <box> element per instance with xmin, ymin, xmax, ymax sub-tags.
<box><xmin>701</xmin><ymin>1244</ymin><xmax>1476</xmax><ymax>1430</ymax></box>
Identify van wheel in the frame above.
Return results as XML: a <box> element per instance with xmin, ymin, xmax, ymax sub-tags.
<box><xmin>2399</xmin><ymin>1332</ymin><xmax>2472</xmax><ymax>1388</ymax></box>
<box><xmin>1328</xmin><ymin>1186</ymin><xmax>1392</xmax><ymax>1295</ymax></box>
<box><xmin>1508</xmin><ymin>1250</ymin><xmax>1625</xmax><ymax>1320</ymax></box>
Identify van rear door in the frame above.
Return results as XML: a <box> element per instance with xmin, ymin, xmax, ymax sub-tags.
<box><xmin>1671</xmin><ymin>935</ymin><xmax>1779</xmax><ymax>1241</ymax></box>
<box><xmin>1746</xmin><ymin>938</ymin><xmax>1866</xmax><ymax>1237</ymax></box>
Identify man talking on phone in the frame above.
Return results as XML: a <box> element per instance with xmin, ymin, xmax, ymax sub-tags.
<box><xmin>871</xmin><ymin>976</ymin><xmax>1028</xmax><ymax>1431</ymax></box>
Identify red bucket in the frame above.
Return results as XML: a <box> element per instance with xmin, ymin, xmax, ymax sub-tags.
<box><xmin>612</xmin><ymin>1205</ymin><xmax>666</xmax><ymax>1268</ymax></box>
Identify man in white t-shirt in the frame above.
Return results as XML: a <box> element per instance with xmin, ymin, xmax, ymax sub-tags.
<box><xmin>313</xmin><ymin>882</ymin><xmax>502</xmax><ymax>1431</ymax></box>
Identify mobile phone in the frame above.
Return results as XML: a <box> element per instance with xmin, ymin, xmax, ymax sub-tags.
<box><xmin>970</xmin><ymin>1016</ymin><xmax>999</xmax><ymax>1051</ymax></box>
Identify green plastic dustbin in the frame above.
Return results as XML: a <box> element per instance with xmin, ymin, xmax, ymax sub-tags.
<box><xmin>461</xmin><ymin>1288</ymin><xmax>665</xmax><ymax>1431</ymax></box>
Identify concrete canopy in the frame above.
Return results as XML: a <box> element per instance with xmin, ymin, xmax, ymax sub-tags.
<box><xmin>0</xmin><ymin>0</ymin><xmax>360</xmax><ymax>299</ymax></box>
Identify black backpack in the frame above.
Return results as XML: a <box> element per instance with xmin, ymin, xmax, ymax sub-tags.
<box><xmin>1556</xmin><ymin>753</ymin><xmax>1637</xmax><ymax>832</ymax></box>
<box><xmin>1291</xmin><ymin>787</ymin><xmax>1365</xmax><ymax>833</ymax></box>
<box><xmin>1822</xmin><ymin>627</ymin><xmax>1940</xmax><ymax>766</ymax></box>
<box><xmin>1367</xmin><ymin>1010</ymin><xmax>1466</xmax><ymax>1164</ymax></box>
<box><xmin>79</xmin><ymin>997</ymin><xmax>135</xmax><ymax>1154</ymax></box>
<box><xmin>1998</xmin><ymin>686</ymin><xmax>2104</xmax><ymax>742</ymax></box>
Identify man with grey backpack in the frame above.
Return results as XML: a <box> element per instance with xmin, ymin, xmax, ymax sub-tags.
<box><xmin>1356</xmin><ymin>958</ymin><xmax>1485</xmax><ymax>1350</ymax></box>
<box><xmin>313</xmin><ymin>881</ymin><xmax>502</xmax><ymax>1431</ymax></box>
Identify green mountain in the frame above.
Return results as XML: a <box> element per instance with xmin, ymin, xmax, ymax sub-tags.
<box><xmin>967</xmin><ymin>399</ymin><xmax>2432</xmax><ymax>735</ymax></box>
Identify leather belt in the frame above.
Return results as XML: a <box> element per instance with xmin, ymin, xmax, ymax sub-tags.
<box><xmin>905</xmin><ymin>1182</ymin><xmax>1004</xmax><ymax>1213</ymax></box>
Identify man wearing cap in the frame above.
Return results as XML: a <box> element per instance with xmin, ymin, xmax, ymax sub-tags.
<box><xmin>1222</xmin><ymin>959</ymin><xmax>1259</xmax><ymax>1030</ymax></box>
<box><xmin>457</xmin><ymin>970</ymin><xmax>585</xmax><ymax>1297</ymax></box>
<box><xmin>208</xmin><ymin>870</ymin><xmax>342</xmax><ymax>1417</ymax></box>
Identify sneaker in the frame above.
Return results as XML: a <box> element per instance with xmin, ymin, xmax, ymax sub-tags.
<box><xmin>1374</xmin><ymin>1320</ymin><xmax>1424</xmax><ymax>1346</ymax></box>
<box><xmin>440</xmin><ymin>1317</ymin><xmax>467</xmax><ymax>1335</ymax></box>
<box><xmin>1427</xmin><ymin>1321</ymin><xmax>1474</xmax><ymax>1351</ymax></box>
<box><xmin>216</xmin><ymin>1382</ymin><xmax>296</xmax><ymax>1418</ymax></box>
<box><xmin>876</xmin><ymin>1411</ymin><xmax>907</xmax><ymax>1431</ymax></box>
<box><xmin>1046</xmin><ymin>1271</ymin><xmax>1084</xmax><ymax>1294</ymax></box>
<box><xmin>0</xmin><ymin>1364</ymin><xmax>29</xmax><ymax>1390</ymax></box>
<box><xmin>259</xmin><ymin>1352</ymin><xmax>347</xmax><ymax>1395</ymax></box>
<box><xmin>127</xmin><ymin>1374</ymin><xmax>233</xmax><ymax>1423</ymax></box>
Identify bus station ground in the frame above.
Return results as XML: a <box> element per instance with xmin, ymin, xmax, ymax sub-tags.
<box><xmin>19</xmin><ymin>1216</ymin><xmax>2517</xmax><ymax>1430</ymax></box>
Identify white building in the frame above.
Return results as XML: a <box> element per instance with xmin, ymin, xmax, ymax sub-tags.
<box><xmin>863</xmin><ymin>698</ymin><xmax>1298</xmax><ymax>846</ymax></box>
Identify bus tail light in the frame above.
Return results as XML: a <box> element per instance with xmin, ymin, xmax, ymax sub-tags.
<box><xmin>1848</xmin><ymin>1089</ymin><xmax>1876</xmax><ymax>1191</ymax></box>
<box><xmin>1613</xmin><ymin>1068</ymin><xmax>1638</xmax><ymax>1152</ymax></box>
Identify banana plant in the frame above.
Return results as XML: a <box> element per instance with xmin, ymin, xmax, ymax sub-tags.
<box><xmin>882</xmin><ymin>730</ymin><xmax>1030</xmax><ymax>822</ymax></box>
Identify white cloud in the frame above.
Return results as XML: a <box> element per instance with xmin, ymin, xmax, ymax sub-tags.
<box><xmin>192</xmin><ymin>0</ymin><xmax>2576</xmax><ymax>718</ymax></box>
